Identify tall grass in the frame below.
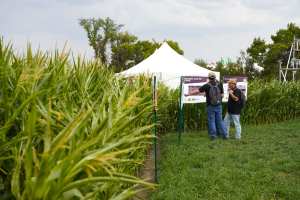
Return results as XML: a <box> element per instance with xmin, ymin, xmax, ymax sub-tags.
<box><xmin>0</xmin><ymin>40</ymin><xmax>173</xmax><ymax>199</ymax></box>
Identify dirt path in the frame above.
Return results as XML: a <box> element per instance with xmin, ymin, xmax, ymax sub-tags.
<box><xmin>131</xmin><ymin>133</ymin><xmax>163</xmax><ymax>200</ymax></box>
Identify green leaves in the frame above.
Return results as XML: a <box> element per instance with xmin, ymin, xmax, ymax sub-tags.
<box><xmin>0</xmin><ymin>39</ymin><xmax>159</xmax><ymax>199</ymax></box>
<box><xmin>78</xmin><ymin>17</ymin><xmax>125</xmax><ymax>65</ymax></box>
<box><xmin>246</xmin><ymin>23</ymin><xmax>300</xmax><ymax>81</ymax></box>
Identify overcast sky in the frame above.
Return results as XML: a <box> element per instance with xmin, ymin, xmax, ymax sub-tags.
<box><xmin>1</xmin><ymin>0</ymin><xmax>300</xmax><ymax>64</ymax></box>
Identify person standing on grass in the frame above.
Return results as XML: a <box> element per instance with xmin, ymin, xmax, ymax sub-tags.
<box><xmin>184</xmin><ymin>72</ymin><xmax>228</xmax><ymax>140</ymax></box>
<box><xmin>224</xmin><ymin>78</ymin><xmax>242</xmax><ymax>139</ymax></box>
<box><xmin>204</xmin><ymin>78</ymin><xmax>221</xmax><ymax>136</ymax></box>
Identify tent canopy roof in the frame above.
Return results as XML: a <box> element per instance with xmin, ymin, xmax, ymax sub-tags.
<box><xmin>122</xmin><ymin>42</ymin><xmax>214</xmax><ymax>75</ymax></box>
<box><xmin>120</xmin><ymin>42</ymin><xmax>220</xmax><ymax>88</ymax></box>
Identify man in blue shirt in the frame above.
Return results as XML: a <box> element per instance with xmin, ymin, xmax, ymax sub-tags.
<box><xmin>184</xmin><ymin>72</ymin><xmax>228</xmax><ymax>140</ymax></box>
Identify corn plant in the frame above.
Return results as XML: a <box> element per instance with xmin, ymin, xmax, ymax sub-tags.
<box><xmin>1</xmin><ymin>37</ymin><xmax>300</xmax><ymax>199</ymax></box>
<box><xmin>157</xmin><ymin>79</ymin><xmax>300</xmax><ymax>133</ymax></box>
<box><xmin>0</xmin><ymin>40</ymin><xmax>164</xmax><ymax>199</ymax></box>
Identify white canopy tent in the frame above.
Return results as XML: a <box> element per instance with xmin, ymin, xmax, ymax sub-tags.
<box><xmin>120</xmin><ymin>42</ymin><xmax>220</xmax><ymax>89</ymax></box>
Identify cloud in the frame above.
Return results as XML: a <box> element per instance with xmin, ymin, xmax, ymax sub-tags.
<box><xmin>1</xmin><ymin>0</ymin><xmax>299</xmax><ymax>63</ymax></box>
<box><xmin>291</xmin><ymin>18</ymin><xmax>300</xmax><ymax>26</ymax></box>
<box><xmin>210</xmin><ymin>0</ymin><xmax>284</xmax><ymax>26</ymax></box>
<box><xmin>3</xmin><ymin>32</ymin><xmax>94</xmax><ymax>58</ymax></box>
<box><xmin>75</xmin><ymin>0</ymin><xmax>214</xmax><ymax>28</ymax></box>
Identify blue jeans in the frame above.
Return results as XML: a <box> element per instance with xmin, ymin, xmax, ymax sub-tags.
<box><xmin>207</xmin><ymin>118</ymin><xmax>220</xmax><ymax>134</ymax></box>
<box><xmin>206</xmin><ymin>105</ymin><xmax>228</xmax><ymax>139</ymax></box>
<box><xmin>224</xmin><ymin>113</ymin><xmax>241</xmax><ymax>139</ymax></box>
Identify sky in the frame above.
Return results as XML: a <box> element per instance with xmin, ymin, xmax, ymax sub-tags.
<box><xmin>1</xmin><ymin>0</ymin><xmax>300</xmax><ymax>64</ymax></box>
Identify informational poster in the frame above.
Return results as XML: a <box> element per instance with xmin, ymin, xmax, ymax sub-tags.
<box><xmin>153</xmin><ymin>76</ymin><xmax>158</xmax><ymax>110</ymax></box>
<box><xmin>223</xmin><ymin>76</ymin><xmax>248</xmax><ymax>102</ymax></box>
<box><xmin>181</xmin><ymin>76</ymin><xmax>208</xmax><ymax>105</ymax></box>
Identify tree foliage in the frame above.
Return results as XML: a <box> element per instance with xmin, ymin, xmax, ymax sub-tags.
<box><xmin>194</xmin><ymin>58</ymin><xmax>210</xmax><ymax>69</ymax></box>
<box><xmin>111</xmin><ymin>40</ymin><xmax>184</xmax><ymax>72</ymax></box>
<box><xmin>246</xmin><ymin>23</ymin><xmax>300</xmax><ymax>81</ymax></box>
<box><xmin>78</xmin><ymin>17</ymin><xmax>137</xmax><ymax>66</ymax></box>
<box><xmin>197</xmin><ymin>23</ymin><xmax>300</xmax><ymax>82</ymax></box>
<box><xmin>79</xmin><ymin>17</ymin><xmax>184</xmax><ymax>72</ymax></box>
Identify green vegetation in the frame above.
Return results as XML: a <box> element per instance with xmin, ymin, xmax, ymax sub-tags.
<box><xmin>1</xmin><ymin>35</ymin><xmax>300</xmax><ymax>199</ymax></box>
<box><xmin>195</xmin><ymin>23</ymin><xmax>300</xmax><ymax>81</ymax></box>
<box><xmin>78</xmin><ymin>17</ymin><xmax>184</xmax><ymax>72</ymax></box>
<box><xmin>0</xmin><ymin>40</ymin><xmax>173</xmax><ymax>199</ymax></box>
<box><xmin>151</xmin><ymin>120</ymin><xmax>300</xmax><ymax>199</ymax></box>
<box><xmin>247</xmin><ymin>23</ymin><xmax>300</xmax><ymax>81</ymax></box>
<box><xmin>159</xmin><ymin>79</ymin><xmax>300</xmax><ymax>134</ymax></box>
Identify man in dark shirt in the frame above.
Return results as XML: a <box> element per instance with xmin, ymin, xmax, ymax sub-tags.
<box><xmin>204</xmin><ymin>78</ymin><xmax>221</xmax><ymax>136</ymax></box>
<box><xmin>184</xmin><ymin>72</ymin><xmax>227</xmax><ymax>140</ymax></box>
<box><xmin>224</xmin><ymin>78</ymin><xmax>242</xmax><ymax>139</ymax></box>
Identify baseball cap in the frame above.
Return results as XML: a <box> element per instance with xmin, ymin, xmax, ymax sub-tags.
<box><xmin>208</xmin><ymin>72</ymin><xmax>216</xmax><ymax>79</ymax></box>
<box><xmin>227</xmin><ymin>78</ymin><xmax>237</xmax><ymax>84</ymax></box>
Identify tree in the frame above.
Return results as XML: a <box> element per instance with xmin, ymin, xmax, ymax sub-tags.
<box><xmin>247</xmin><ymin>23</ymin><xmax>300</xmax><ymax>81</ymax></box>
<box><xmin>79</xmin><ymin>17</ymin><xmax>184</xmax><ymax>72</ymax></box>
<box><xmin>246</xmin><ymin>37</ymin><xmax>268</xmax><ymax>66</ymax></box>
<box><xmin>211</xmin><ymin>51</ymin><xmax>261</xmax><ymax>81</ymax></box>
<box><xmin>194</xmin><ymin>58</ymin><xmax>211</xmax><ymax>69</ymax></box>
<box><xmin>109</xmin><ymin>31</ymin><xmax>138</xmax><ymax>70</ymax></box>
<box><xmin>142</xmin><ymin>40</ymin><xmax>184</xmax><ymax>59</ymax></box>
<box><xmin>111</xmin><ymin>40</ymin><xmax>184</xmax><ymax>72</ymax></box>
<box><xmin>110</xmin><ymin>40</ymin><xmax>152</xmax><ymax>71</ymax></box>
<box><xmin>78</xmin><ymin>17</ymin><xmax>136</xmax><ymax>66</ymax></box>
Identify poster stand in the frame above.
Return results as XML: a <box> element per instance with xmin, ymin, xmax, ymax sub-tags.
<box><xmin>244</xmin><ymin>101</ymin><xmax>247</xmax><ymax>126</ymax></box>
<box><xmin>197</xmin><ymin>103</ymin><xmax>199</xmax><ymax>132</ymax></box>
<box><xmin>179</xmin><ymin>76</ymin><xmax>207</xmax><ymax>144</ymax></box>
<box><xmin>182</xmin><ymin>104</ymin><xmax>185</xmax><ymax>133</ymax></box>
<box><xmin>179</xmin><ymin>77</ymin><xmax>183</xmax><ymax>144</ymax></box>
<box><xmin>153</xmin><ymin>76</ymin><xmax>158</xmax><ymax>183</ymax></box>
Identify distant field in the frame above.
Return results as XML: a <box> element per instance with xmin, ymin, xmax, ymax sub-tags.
<box><xmin>151</xmin><ymin>120</ymin><xmax>300</xmax><ymax>200</ymax></box>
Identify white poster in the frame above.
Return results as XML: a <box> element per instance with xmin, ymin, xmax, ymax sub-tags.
<box><xmin>181</xmin><ymin>76</ymin><xmax>208</xmax><ymax>108</ymax></box>
<box><xmin>223</xmin><ymin>76</ymin><xmax>248</xmax><ymax>102</ymax></box>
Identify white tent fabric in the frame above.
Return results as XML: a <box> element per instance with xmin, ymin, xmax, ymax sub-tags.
<box><xmin>120</xmin><ymin>42</ymin><xmax>220</xmax><ymax>89</ymax></box>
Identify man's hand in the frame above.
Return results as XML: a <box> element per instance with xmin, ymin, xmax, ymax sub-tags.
<box><xmin>229</xmin><ymin>90</ymin><xmax>239</xmax><ymax>101</ymax></box>
<box><xmin>203</xmin><ymin>91</ymin><xmax>206</xmax><ymax>97</ymax></box>
<box><xmin>185</xmin><ymin>89</ymin><xmax>200</xmax><ymax>96</ymax></box>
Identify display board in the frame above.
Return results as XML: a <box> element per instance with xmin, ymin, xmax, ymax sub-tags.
<box><xmin>181</xmin><ymin>76</ymin><xmax>208</xmax><ymax>106</ymax></box>
<box><xmin>223</xmin><ymin>76</ymin><xmax>248</xmax><ymax>102</ymax></box>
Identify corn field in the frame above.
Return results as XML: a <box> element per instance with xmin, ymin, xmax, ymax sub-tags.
<box><xmin>0</xmin><ymin>40</ymin><xmax>175</xmax><ymax>199</ymax></box>
<box><xmin>1</xmin><ymin>39</ymin><xmax>300</xmax><ymax>199</ymax></box>
<box><xmin>159</xmin><ymin>79</ymin><xmax>300</xmax><ymax>133</ymax></box>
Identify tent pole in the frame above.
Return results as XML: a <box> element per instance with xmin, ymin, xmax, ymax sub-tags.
<box><xmin>154</xmin><ymin>76</ymin><xmax>158</xmax><ymax>183</ymax></box>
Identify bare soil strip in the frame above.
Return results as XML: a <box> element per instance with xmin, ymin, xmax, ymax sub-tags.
<box><xmin>131</xmin><ymin>133</ymin><xmax>163</xmax><ymax>200</ymax></box>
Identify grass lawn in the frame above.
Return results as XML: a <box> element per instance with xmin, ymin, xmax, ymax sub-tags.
<box><xmin>150</xmin><ymin>120</ymin><xmax>300</xmax><ymax>200</ymax></box>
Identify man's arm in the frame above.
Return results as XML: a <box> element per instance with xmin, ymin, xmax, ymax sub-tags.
<box><xmin>184</xmin><ymin>89</ymin><xmax>200</xmax><ymax>97</ymax></box>
<box><xmin>229</xmin><ymin>90</ymin><xmax>239</xmax><ymax>101</ymax></box>
<box><xmin>220</xmin><ymin>82</ymin><xmax>224</xmax><ymax>98</ymax></box>
<box><xmin>185</xmin><ymin>84</ymin><xmax>207</xmax><ymax>96</ymax></box>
